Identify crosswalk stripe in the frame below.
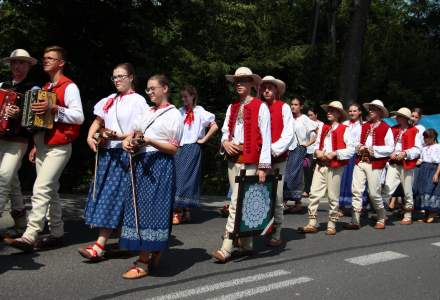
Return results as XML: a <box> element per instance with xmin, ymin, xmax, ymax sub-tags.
<box><xmin>147</xmin><ymin>269</ymin><xmax>291</xmax><ymax>300</ymax></box>
<box><xmin>207</xmin><ymin>277</ymin><xmax>313</xmax><ymax>300</ymax></box>
<box><xmin>345</xmin><ymin>251</ymin><xmax>408</xmax><ymax>266</ymax></box>
<box><xmin>431</xmin><ymin>242</ymin><xmax>440</xmax><ymax>247</ymax></box>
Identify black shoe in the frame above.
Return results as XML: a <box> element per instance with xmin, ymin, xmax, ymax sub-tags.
<box><xmin>34</xmin><ymin>235</ymin><xmax>64</xmax><ymax>251</ymax></box>
<box><xmin>3</xmin><ymin>237</ymin><xmax>35</xmax><ymax>252</ymax></box>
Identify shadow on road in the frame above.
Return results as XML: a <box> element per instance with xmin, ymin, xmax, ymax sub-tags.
<box><xmin>0</xmin><ymin>251</ymin><xmax>44</xmax><ymax>274</ymax></box>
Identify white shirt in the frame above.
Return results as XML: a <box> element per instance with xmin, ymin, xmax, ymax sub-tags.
<box><xmin>356</xmin><ymin>122</ymin><xmax>395</xmax><ymax>158</ymax></box>
<box><xmin>271</xmin><ymin>102</ymin><xmax>294</xmax><ymax>157</ymax></box>
<box><xmin>179</xmin><ymin>105</ymin><xmax>215</xmax><ymax>145</ymax></box>
<box><xmin>315</xmin><ymin>123</ymin><xmax>355</xmax><ymax>160</ymax></box>
<box><xmin>289</xmin><ymin>114</ymin><xmax>317</xmax><ymax>150</ymax></box>
<box><xmin>132</xmin><ymin>105</ymin><xmax>183</xmax><ymax>153</ymax></box>
<box><xmin>343</xmin><ymin>119</ymin><xmax>362</xmax><ymax>143</ymax></box>
<box><xmin>221</xmin><ymin>100</ymin><xmax>272</xmax><ymax>168</ymax></box>
<box><xmin>49</xmin><ymin>83</ymin><xmax>84</xmax><ymax>125</ymax></box>
<box><xmin>416</xmin><ymin>124</ymin><xmax>426</xmax><ymax>145</ymax></box>
<box><xmin>94</xmin><ymin>93</ymin><xmax>149</xmax><ymax>148</ymax></box>
<box><xmin>420</xmin><ymin>144</ymin><xmax>440</xmax><ymax>163</ymax></box>
<box><xmin>307</xmin><ymin>120</ymin><xmax>324</xmax><ymax>154</ymax></box>
<box><xmin>392</xmin><ymin>127</ymin><xmax>422</xmax><ymax>160</ymax></box>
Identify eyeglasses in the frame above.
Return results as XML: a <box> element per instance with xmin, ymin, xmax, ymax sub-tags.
<box><xmin>110</xmin><ymin>74</ymin><xmax>129</xmax><ymax>82</ymax></box>
<box><xmin>145</xmin><ymin>86</ymin><xmax>162</xmax><ymax>93</ymax></box>
<box><xmin>42</xmin><ymin>56</ymin><xmax>62</xmax><ymax>62</ymax></box>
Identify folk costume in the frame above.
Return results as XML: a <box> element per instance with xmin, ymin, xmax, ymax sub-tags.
<box><xmin>261</xmin><ymin>76</ymin><xmax>294</xmax><ymax>244</ymax></box>
<box><xmin>381</xmin><ymin>108</ymin><xmax>422</xmax><ymax>224</ymax></box>
<box><xmin>174</xmin><ymin>105</ymin><xmax>215</xmax><ymax>209</ymax></box>
<box><xmin>119</xmin><ymin>104</ymin><xmax>183</xmax><ymax>252</ymax></box>
<box><xmin>0</xmin><ymin>49</ymin><xmax>39</xmax><ymax>236</ymax></box>
<box><xmin>85</xmin><ymin>92</ymin><xmax>148</xmax><ymax>229</ymax></box>
<box><xmin>347</xmin><ymin>100</ymin><xmax>393</xmax><ymax>229</ymax></box>
<box><xmin>304</xmin><ymin>119</ymin><xmax>324</xmax><ymax>196</ymax></box>
<box><xmin>299</xmin><ymin>101</ymin><xmax>354</xmax><ymax>235</ymax></box>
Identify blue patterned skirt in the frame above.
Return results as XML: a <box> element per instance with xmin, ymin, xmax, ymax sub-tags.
<box><xmin>174</xmin><ymin>143</ymin><xmax>202</xmax><ymax>208</ymax></box>
<box><xmin>119</xmin><ymin>151</ymin><xmax>175</xmax><ymax>252</ymax></box>
<box><xmin>339</xmin><ymin>156</ymin><xmax>369</xmax><ymax>208</ymax></box>
<box><xmin>283</xmin><ymin>146</ymin><xmax>306</xmax><ymax>201</ymax></box>
<box><xmin>84</xmin><ymin>148</ymin><xmax>130</xmax><ymax>229</ymax></box>
<box><xmin>414</xmin><ymin>162</ymin><xmax>440</xmax><ymax>211</ymax></box>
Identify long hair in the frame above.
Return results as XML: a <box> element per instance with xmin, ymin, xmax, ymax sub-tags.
<box><xmin>180</xmin><ymin>84</ymin><xmax>198</xmax><ymax>106</ymax></box>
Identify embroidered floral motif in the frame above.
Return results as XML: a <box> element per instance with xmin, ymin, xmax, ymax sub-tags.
<box><xmin>242</xmin><ymin>184</ymin><xmax>271</xmax><ymax>229</ymax></box>
<box><xmin>121</xmin><ymin>226</ymin><xmax>169</xmax><ymax>242</ymax></box>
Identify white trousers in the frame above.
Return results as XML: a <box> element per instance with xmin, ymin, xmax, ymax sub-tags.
<box><xmin>267</xmin><ymin>160</ymin><xmax>286</xmax><ymax>239</ymax></box>
<box><xmin>381</xmin><ymin>164</ymin><xmax>414</xmax><ymax>210</ymax></box>
<box><xmin>0</xmin><ymin>140</ymin><xmax>27</xmax><ymax>215</ymax></box>
<box><xmin>23</xmin><ymin>132</ymin><xmax>72</xmax><ymax>242</ymax></box>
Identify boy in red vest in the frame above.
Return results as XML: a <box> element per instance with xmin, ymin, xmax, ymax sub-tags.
<box><xmin>344</xmin><ymin>99</ymin><xmax>394</xmax><ymax>230</ymax></box>
<box><xmin>212</xmin><ymin>67</ymin><xmax>271</xmax><ymax>263</ymax></box>
<box><xmin>381</xmin><ymin>107</ymin><xmax>422</xmax><ymax>224</ymax></box>
<box><xmin>259</xmin><ymin>76</ymin><xmax>294</xmax><ymax>246</ymax></box>
<box><xmin>297</xmin><ymin>101</ymin><xmax>354</xmax><ymax>235</ymax></box>
<box><xmin>5</xmin><ymin>46</ymin><xmax>84</xmax><ymax>251</ymax></box>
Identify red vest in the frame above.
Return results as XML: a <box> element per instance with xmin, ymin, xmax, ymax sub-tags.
<box><xmin>43</xmin><ymin>75</ymin><xmax>81</xmax><ymax>145</ymax></box>
<box><xmin>267</xmin><ymin>100</ymin><xmax>288</xmax><ymax>159</ymax></box>
<box><xmin>391</xmin><ymin>125</ymin><xmax>418</xmax><ymax>170</ymax></box>
<box><xmin>356</xmin><ymin>121</ymin><xmax>390</xmax><ymax>169</ymax></box>
<box><xmin>228</xmin><ymin>97</ymin><xmax>263</xmax><ymax>164</ymax></box>
<box><xmin>318</xmin><ymin>123</ymin><xmax>349</xmax><ymax>168</ymax></box>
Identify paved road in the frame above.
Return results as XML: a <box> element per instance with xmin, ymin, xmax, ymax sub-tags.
<box><xmin>1</xmin><ymin>195</ymin><xmax>440</xmax><ymax>299</ymax></box>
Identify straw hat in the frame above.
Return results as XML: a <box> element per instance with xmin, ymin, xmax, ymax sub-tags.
<box><xmin>363</xmin><ymin>99</ymin><xmax>389</xmax><ymax>117</ymax></box>
<box><xmin>320</xmin><ymin>100</ymin><xmax>348</xmax><ymax>120</ymax></box>
<box><xmin>225</xmin><ymin>67</ymin><xmax>261</xmax><ymax>86</ymax></box>
<box><xmin>2</xmin><ymin>49</ymin><xmax>37</xmax><ymax>66</ymax></box>
<box><xmin>260</xmin><ymin>75</ymin><xmax>286</xmax><ymax>96</ymax></box>
<box><xmin>390</xmin><ymin>107</ymin><xmax>412</xmax><ymax>119</ymax></box>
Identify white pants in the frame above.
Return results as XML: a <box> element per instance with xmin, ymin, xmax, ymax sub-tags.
<box><xmin>0</xmin><ymin>140</ymin><xmax>27</xmax><ymax>215</ymax></box>
<box><xmin>307</xmin><ymin>164</ymin><xmax>344</xmax><ymax>227</ymax></box>
<box><xmin>382</xmin><ymin>164</ymin><xmax>414</xmax><ymax>210</ymax></box>
<box><xmin>267</xmin><ymin>160</ymin><xmax>286</xmax><ymax>239</ymax></box>
<box><xmin>22</xmin><ymin>132</ymin><xmax>72</xmax><ymax>242</ymax></box>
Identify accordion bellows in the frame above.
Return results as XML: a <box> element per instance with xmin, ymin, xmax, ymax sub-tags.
<box><xmin>22</xmin><ymin>90</ymin><xmax>56</xmax><ymax>130</ymax></box>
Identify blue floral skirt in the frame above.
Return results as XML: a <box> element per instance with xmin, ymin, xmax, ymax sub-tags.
<box><xmin>339</xmin><ymin>156</ymin><xmax>369</xmax><ymax>208</ymax></box>
<box><xmin>174</xmin><ymin>143</ymin><xmax>202</xmax><ymax>208</ymax></box>
<box><xmin>283</xmin><ymin>146</ymin><xmax>306</xmax><ymax>201</ymax></box>
<box><xmin>414</xmin><ymin>162</ymin><xmax>440</xmax><ymax>211</ymax></box>
<box><xmin>84</xmin><ymin>148</ymin><xmax>130</xmax><ymax>229</ymax></box>
<box><xmin>119</xmin><ymin>151</ymin><xmax>175</xmax><ymax>252</ymax></box>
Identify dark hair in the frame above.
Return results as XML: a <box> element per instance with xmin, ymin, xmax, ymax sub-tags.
<box><xmin>412</xmin><ymin>107</ymin><xmax>423</xmax><ymax>117</ymax></box>
<box><xmin>347</xmin><ymin>102</ymin><xmax>363</xmax><ymax>122</ymax></box>
<box><xmin>43</xmin><ymin>45</ymin><xmax>67</xmax><ymax>61</ymax></box>
<box><xmin>423</xmin><ymin>128</ymin><xmax>438</xmax><ymax>143</ymax></box>
<box><xmin>291</xmin><ymin>96</ymin><xmax>304</xmax><ymax>106</ymax></box>
<box><xmin>114</xmin><ymin>62</ymin><xmax>135</xmax><ymax>88</ymax></box>
<box><xmin>149</xmin><ymin>74</ymin><xmax>169</xmax><ymax>88</ymax></box>
<box><xmin>180</xmin><ymin>84</ymin><xmax>198</xmax><ymax>106</ymax></box>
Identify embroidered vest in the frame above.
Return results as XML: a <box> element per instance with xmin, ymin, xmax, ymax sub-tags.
<box><xmin>267</xmin><ymin>100</ymin><xmax>288</xmax><ymax>159</ymax></box>
<box><xmin>391</xmin><ymin>125</ymin><xmax>418</xmax><ymax>170</ymax></box>
<box><xmin>318</xmin><ymin>123</ymin><xmax>348</xmax><ymax>168</ymax></box>
<box><xmin>356</xmin><ymin>121</ymin><xmax>390</xmax><ymax>169</ymax></box>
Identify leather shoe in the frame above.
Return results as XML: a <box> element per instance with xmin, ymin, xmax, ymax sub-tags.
<box><xmin>297</xmin><ymin>224</ymin><xmax>318</xmax><ymax>233</ymax></box>
<box><xmin>3</xmin><ymin>237</ymin><xmax>35</xmax><ymax>252</ymax></box>
<box><xmin>212</xmin><ymin>249</ymin><xmax>231</xmax><ymax>263</ymax></box>
<box><xmin>34</xmin><ymin>235</ymin><xmax>64</xmax><ymax>251</ymax></box>
<box><xmin>326</xmin><ymin>227</ymin><xmax>337</xmax><ymax>235</ymax></box>
<box><xmin>343</xmin><ymin>223</ymin><xmax>360</xmax><ymax>230</ymax></box>
<box><xmin>400</xmin><ymin>218</ymin><xmax>412</xmax><ymax>225</ymax></box>
<box><xmin>374</xmin><ymin>222</ymin><xmax>385</xmax><ymax>229</ymax></box>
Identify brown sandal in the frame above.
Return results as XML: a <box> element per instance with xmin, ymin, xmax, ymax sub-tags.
<box><xmin>122</xmin><ymin>260</ymin><xmax>149</xmax><ymax>279</ymax></box>
<box><xmin>297</xmin><ymin>224</ymin><xmax>318</xmax><ymax>233</ymax></box>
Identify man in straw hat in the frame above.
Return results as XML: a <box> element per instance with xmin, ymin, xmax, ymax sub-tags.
<box><xmin>5</xmin><ymin>46</ymin><xmax>84</xmax><ymax>252</ymax></box>
<box><xmin>381</xmin><ymin>107</ymin><xmax>422</xmax><ymax>225</ymax></box>
<box><xmin>297</xmin><ymin>101</ymin><xmax>354</xmax><ymax>235</ymax></box>
<box><xmin>212</xmin><ymin>67</ymin><xmax>271</xmax><ymax>262</ymax></box>
<box><xmin>259</xmin><ymin>75</ymin><xmax>294</xmax><ymax>246</ymax></box>
<box><xmin>0</xmin><ymin>49</ymin><xmax>39</xmax><ymax>239</ymax></box>
<box><xmin>344</xmin><ymin>99</ymin><xmax>394</xmax><ymax>230</ymax></box>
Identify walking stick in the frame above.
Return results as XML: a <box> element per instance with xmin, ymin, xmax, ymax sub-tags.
<box><xmin>92</xmin><ymin>132</ymin><xmax>101</xmax><ymax>201</ymax></box>
<box><xmin>129</xmin><ymin>135</ymin><xmax>145</xmax><ymax>240</ymax></box>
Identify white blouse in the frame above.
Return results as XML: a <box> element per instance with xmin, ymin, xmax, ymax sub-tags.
<box><xmin>179</xmin><ymin>105</ymin><xmax>215</xmax><ymax>146</ymax></box>
<box><xmin>307</xmin><ymin>120</ymin><xmax>324</xmax><ymax>154</ymax></box>
<box><xmin>271</xmin><ymin>102</ymin><xmax>295</xmax><ymax>157</ymax></box>
<box><xmin>132</xmin><ymin>105</ymin><xmax>183</xmax><ymax>153</ymax></box>
<box><xmin>420</xmin><ymin>144</ymin><xmax>440</xmax><ymax>163</ymax></box>
<box><xmin>289</xmin><ymin>114</ymin><xmax>317</xmax><ymax>151</ymax></box>
<box><xmin>221</xmin><ymin>100</ymin><xmax>272</xmax><ymax>168</ymax></box>
<box><xmin>343</xmin><ymin>119</ymin><xmax>362</xmax><ymax>143</ymax></box>
<box><xmin>315</xmin><ymin>123</ymin><xmax>355</xmax><ymax>160</ymax></box>
<box><xmin>94</xmin><ymin>93</ymin><xmax>149</xmax><ymax>148</ymax></box>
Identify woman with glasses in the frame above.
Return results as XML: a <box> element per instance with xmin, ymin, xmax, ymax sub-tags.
<box><xmin>78</xmin><ymin>63</ymin><xmax>148</xmax><ymax>261</ymax></box>
<box><xmin>172</xmin><ymin>85</ymin><xmax>218</xmax><ymax>224</ymax></box>
<box><xmin>120</xmin><ymin>74</ymin><xmax>183</xmax><ymax>279</ymax></box>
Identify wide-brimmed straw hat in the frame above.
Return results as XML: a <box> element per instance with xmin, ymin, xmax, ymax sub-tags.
<box><xmin>225</xmin><ymin>67</ymin><xmax>261</xmax><ymax>86</ymax></box>
<box><xmin>363</xmin><ymin>99</ymin><xmax>389</xmax><ymax>117</ymax></box>
<box><xmin>320</xmin><ymin>100</ymin><xmax>347</xmax><ymax>120</ymax></box>
<box><xmin>390</xmin><ymin>107</ymin><xmax>412</xmax><ymax>119</ymax></box>
<box><xmin>260</xmin><ymin>75</ymin><xmax>286</xmax><ymax>96</ymax></box>
<box><xmin>1</xmin><ymin>49</ymin><xmax>38</xmax><ymax>66</ymax></box>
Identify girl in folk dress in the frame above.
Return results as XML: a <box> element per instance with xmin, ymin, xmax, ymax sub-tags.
<box><xmin>173</xmin><ymin>85</ymin><xmax>218</xmax><ymax>224</ymax></box>
<box><xmin>79</xmin><ymin>63</ymin><xmax>148</xmax><ymax>261</ymax></box>
<box><xmin>121</xmin><ymin>74</ymin><xmax>183</xmax><ymax>279</ymax></box>
<box><xmin>414</xmin><ymin>129</ymin><xmax>440</xmax><ymax>223</ymax></box>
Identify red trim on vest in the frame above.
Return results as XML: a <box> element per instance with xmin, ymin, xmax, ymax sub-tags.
<box><xmin>356</xmin><ymin>121</ymin><xmax>390</xmax><ymax>169</ymax></box>
<box><xmin>391</xmin><ymin>125</ymin><xmax>418</xmax><ymax>170</ymax></box>
<box><xmin>228</xmin><ymin>98</ymin><xmax>263</xmax><ymax>164</ymax></box>
<box><xmin>318</xmin><ymin>123</ymin><xmax>348</xmax><ymax>168</ymax></box>
<box><xmin>267</xmin><ymin>100</ymin><xmax>288</xmax><ymax>158</ymax></box>
<box><xmin>43</xmin><ymin>75</ymin><xmax>81</xmax><ymax>145</ymax></box>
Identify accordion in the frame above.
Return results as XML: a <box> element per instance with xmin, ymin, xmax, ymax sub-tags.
<box><xmin>0</xmin><ymin>88</ymin><xmax>23</xmax><ymax>136</ymax></box>
<box><xmin>21</xmin><ymin>89</ymin><xmax>56</xmax><ymax>130</ymax></box>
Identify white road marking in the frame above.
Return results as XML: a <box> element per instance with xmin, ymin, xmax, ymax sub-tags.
<box><xmin>207</xmin><ymin>277</ymin><xmax>313</xmax><ymax>300</ymax></box>
<box><xmin>345</xmin><ymin>251</ymin><xmax>408</xmax><ymax>266</ymax></box>
<box><xmin>432</xmin><ymin>242</ymin><xmax>440</xmax><ymax>247</ymax></box>
<box><xmin>148</xmin><ymin>269</ymin><xmax>291</xmax><ymax>300</ymax></box>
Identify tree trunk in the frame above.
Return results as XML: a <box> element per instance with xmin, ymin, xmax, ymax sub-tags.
<box><xmin>311</xmin><ymin>0</ymin><xmax>320</xmax><ymax>46</ymax></box>
<box><xmin>339</xmin><ymin>0</ymin><xmax>371</xmax><ymax>106</ymax></box>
